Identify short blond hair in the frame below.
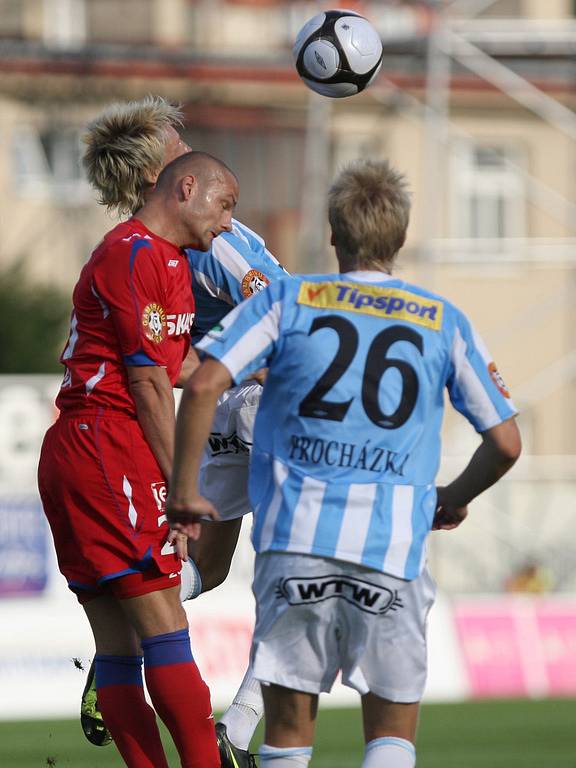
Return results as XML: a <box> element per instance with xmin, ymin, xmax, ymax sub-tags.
<box><xmin>328</xmin><ymin>159</ymin><xmax>410</xmax><ymax>270</ymax></box>
<box><xmin>82</xmin><ymin>95</ymin><xmax>183</xmax><ymax>217</ymax></box>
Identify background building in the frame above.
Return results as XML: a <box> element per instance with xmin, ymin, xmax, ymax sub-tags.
<box><xmin>0</xmin><ymin>0</ymin><xmax>575</xmax><ymax>721</ymax></box>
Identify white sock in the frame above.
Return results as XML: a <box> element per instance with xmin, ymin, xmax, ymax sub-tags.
<box><xmin>362</xmin><ymin>737</ymin><xmax>416</xmax><ymax>768</ymax></box>
<box><xmin>259</xmin><ymin>744</ymin><xmax>312</xmax><ymax>766</ymax></box>
<box><xmin>218</xmin><ymin>666</ymin><xmax>263</xmax><ymax>750</ymax></box>
<box><xmin>179</xmin><ymin>559</ymin><xmax>202</xmax><ymax>601</ymax></box>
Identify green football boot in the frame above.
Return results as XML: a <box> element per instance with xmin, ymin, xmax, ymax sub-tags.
<box><xmin>216</xmin><ymin>722</ymin><xmax>257</xmax><ymax>768</ymax></box>
<box><xmin>80</xmin><ymin>660</ymin><xmax>113</xmax><ymax>747</ymax></box>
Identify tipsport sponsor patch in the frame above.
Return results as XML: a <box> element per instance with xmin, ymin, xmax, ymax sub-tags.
<box><xmin>297</xmin><ymin>281</ymin><xmax>443</xmax><ymax>330</ymax></box>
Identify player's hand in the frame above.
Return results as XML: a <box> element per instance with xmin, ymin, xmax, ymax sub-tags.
<box><xmin>243</xmin><ymin>367</ymin><xmax>268</xmax><ymax>386</ymax></box>
<box><xmin>432</xmin><ymin>486</ymin><xmax>468</xmax><ymax>531</ymax></box>
<box><xmin>167</xmin><ymin>529</ymin><xmax>189</xmax><ymax>561</ymax></box>
<box><xmin>167</xmin><ymin>494</ymin><xmax>220</xmax><ymax>540</ymax></box>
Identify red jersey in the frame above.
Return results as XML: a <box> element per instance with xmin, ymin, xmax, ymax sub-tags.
<box><xmin>56</xmin><ymin>218</ymin><xmax>194</xmax><ymax>415</ymax></box>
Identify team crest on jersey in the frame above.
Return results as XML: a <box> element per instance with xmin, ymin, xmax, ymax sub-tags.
<box><xmin>241</xmin><ymin>269</ymin><xmax>269</xmax><ymax>298</ymax></box>
<box><xmin>488</xmin><ymin>362</ymin><xmax>510</xmax><ymax>398</ymax></box>
<box><xmin>297</xmin><ymin>281</ymin><xmax>444</xmax><ymax>331</ymax></box>
<box><xmin>142</xmin><ymin>303</ymin><xmax>167</xmax><ymax>343</ymax></box>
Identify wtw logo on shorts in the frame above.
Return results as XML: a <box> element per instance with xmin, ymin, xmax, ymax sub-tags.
<box><xmin>276</xmin><ymin>575</ymin><xmax>403</xmax><ymax>615</ymax></box>
<box><xmin>208</xmin><ymin>430</ymin><xmax>251</xmax><ymax>456</ymax></box>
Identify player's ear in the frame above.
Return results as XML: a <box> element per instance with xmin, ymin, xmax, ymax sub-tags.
<box><xmin>180</xmin><ymin>174</ymin><xmax>196</xmax><ymax>201</ymax></box>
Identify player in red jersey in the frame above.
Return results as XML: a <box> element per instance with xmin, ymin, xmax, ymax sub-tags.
<box><xmin>78</xmin><ymin>95</ymin><xmax>267</xmax><ymax>768</ymax></box>
<box><xmin>38</xmin><ymin>151</ymin><xmax>239</xmax><ymax>768</ymax></box>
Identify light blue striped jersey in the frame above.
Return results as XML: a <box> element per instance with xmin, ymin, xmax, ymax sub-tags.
<box><xmin>186</xmin><ymin>219</ymin><xmax>287</xmax><ymax>340</ymax></box>
<box><xmin>196</xmin><ymin>271</ymin><xmax>518</xmax><ymax>580</ymax></box>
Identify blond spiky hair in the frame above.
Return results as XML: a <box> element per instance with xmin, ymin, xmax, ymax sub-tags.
<box><xmin>82</xmin><ymin>95</ymin><xmax>183</xmax><ymax>217</ymax></box>
<box><xmin>328</xmin><ymin>159</ymin><xmax>411</xmax><ymax>270</ymax></box>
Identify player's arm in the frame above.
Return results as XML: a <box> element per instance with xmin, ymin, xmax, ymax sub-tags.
<box><xmin>126</xmin><ymin>364</ymin><xmax>176</xmax><ymax>481</ymax></box>
<box><xmin>174</xmin><ymin>346</ymin><xmax>201</xmax><ymax>387</ymax></box>
<box><xmin>127</xmin><ymin>362</ymin><xmax>203</xmax><ymax>555</ymax></box>
<box><xmin>433</xmin><ymin>417</ymin><xmax>521</xmax><ymax>530</ymax></box>
<box><xmin>436</xmin><ymin>312</ymin><xmax>522</xmax><ymax>530</ymax></box>
<box><xmin>168</xmin><ymin>280</ymin><xmax>284</xmax><ymax>533</ymax></box>
<box><xmin>96</xmin><ymin>239</ymin><xmax>192</xmax><ymax>477</ymax></box>
<box><xmin>168</xmin><ymin>358</ymin><xmax>233</xmax><ymax>533</ymax></box>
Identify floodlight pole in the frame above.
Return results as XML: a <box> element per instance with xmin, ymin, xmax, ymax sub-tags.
<box><xmin>298</xmin><ymin>92</ymin><xmax>332</xmax><ymax>273</ymax></box>
<box><xmin>420</xmin><ymin>1</ymin><xmax>452</xmax><ymax>279</ymax></box>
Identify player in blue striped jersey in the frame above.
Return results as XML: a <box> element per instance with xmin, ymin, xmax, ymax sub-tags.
<box><xmin>168</xmin><ymin>159</ymin><xmax>521</xmax><ymax>768</ymax></box>
<box><xmin>81</xmin><ymin>96</ymin><xmax>286</xmax><ymax>766</ymax></box>
<box><xmin>191</xmin><ymin>218</ymin><xmax>285</xmax><ymax>340</ymax></box>
<box><xmin>184</xmin><ymin>217</ymin><xmax>286</xmax><ymax>593</ymax></box>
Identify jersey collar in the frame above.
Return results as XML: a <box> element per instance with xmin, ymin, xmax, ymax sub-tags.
<box><xmin>342</xmin><ymin>270</ymin><xmax>394</xmax><ymax>283</ymax></box>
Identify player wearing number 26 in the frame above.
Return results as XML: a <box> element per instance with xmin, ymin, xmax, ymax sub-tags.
<box><xmin>167</xmin><ymin>159</ymin><xmax>521</xmax><ymax>768</ymax></box>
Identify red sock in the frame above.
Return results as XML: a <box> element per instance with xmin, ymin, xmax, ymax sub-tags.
<box><xmin>142</xmin><ymin>629</ymin><xmax>220</xmax><ymax>768</ymax></box>
<box><xmin>95</xmin><ymin>655</ymin><xmax>169</xmax><ymax>768</ymax></box>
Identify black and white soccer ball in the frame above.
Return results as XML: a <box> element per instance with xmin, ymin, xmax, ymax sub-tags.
<box><xmin>293</xmin><ymin>9</ymin><xmax>383</xmax><ymax>98</ymax></box>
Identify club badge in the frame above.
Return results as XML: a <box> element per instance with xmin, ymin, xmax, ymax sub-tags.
<box><xmin>241</xmin><ymin>269</ymin><xmax>269</xmax><ymax>298</ymax></box>
<box><xmin>142</xmin><ymin>303</ymin><xmax>167</xmax><ymax>343</ymax></box>
<box><xmin>488</xmin><ymin>362</ymin><xmax>510</xmax><ymax>398</ymax></box>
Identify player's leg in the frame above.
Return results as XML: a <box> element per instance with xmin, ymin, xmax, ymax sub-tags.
<box><xmin>356</xmin><ymin>566</ymin><xmax>436</xmax><ymax>768</ymax></box>
<box><xmin>259</xmin><ymin>684</ymin><xmax>315</xmax><ymax>767</ymax></box>
<box><xmin>186</xmin><ymin>516</ymin><xmax>242</xmax><ymax>593</ymax></box>
<box><xmin>62</xmin><ymin>411</ymin><xmax>218</xmax><ymax>766</ymax></box>
<box><xmin>216</xmin><ymin>663</ymin><xmax>263</xmax><ymax>749</ymax></box>
<box><xmin>83</xmin><ymin>594</ymin><xmax>170</xmax><ymax>768</ymax></box>
<box><xmin>360</xmin><ymin>695</ymin><xmax>419</xmax><ymax>768</ymax></box>
<box><xmin>250</xmin><ymin>553</ymin><xmax>345</xmax><ymax>767</ymax></box>
<box><xmin>186</xmin><ymin>517</ymin><xmax>264</xmax><ymax>766</ymax></box>
<box><xmin>185</xmin><ymin>386</ymin><xmax>265</xmax><ymax>764</ymax></box>
<box><xmin>118</xmin><ymin>583</ymin><xmax>220</xmax><ymax>768</ymax></box>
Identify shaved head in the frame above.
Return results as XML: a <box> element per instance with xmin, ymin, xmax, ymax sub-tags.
<box><xmin>139</xmin><ymin>150</ymin><xmax>239</xmax><ymax>251</ymax></box>
<box><xmin>155</xmin><ymin>151</ymin><xmax>237</xmax><ymax>192</ymax></box>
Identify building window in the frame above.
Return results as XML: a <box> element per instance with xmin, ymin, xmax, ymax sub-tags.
<box><xmin>43</xmin><ymin>0</ymin><xmax>86</xmax><ymax>49</ymax></box>
<box><xmin>450</xmin><ymin>140</ymin><xmax>526</xmax><ymax>240</ymax></box>
<box><xmin>12</xmin><ymin>125</ymin><xmax>91</xmax><ymax>205</ymax></box>
<box><xmin>85</xmin><ymin>0</ymin><xmax>153</xmax><ymax>44</ymax></box>
<box><xmin>0</xmin><ymin>0</ymin><xmax>25</xmax><ymax>38</ymax></box>
<box><xmin>477</xmin><ymin>0</ymin><xmax>523</xmax><ymax>17</ymax></box>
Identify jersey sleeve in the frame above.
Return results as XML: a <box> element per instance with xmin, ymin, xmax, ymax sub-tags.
<box><xmin>188</xmin><ymin>219</ymin><xmax>288</xmax><ymax>308</ymax></box>
<box><xmin>447</xmin><ymin>310</ymin><xmax>518</xmax><ymax>432</ymax></box>
<box><xmin>194</xmin><ymin>279</ymin><xmax>286</xmax><ymax>384</ymax></box>
<box><xmin>94</xmin><ymin>237</ymin><xmax>171</xmax><ymax>367</ymax></box>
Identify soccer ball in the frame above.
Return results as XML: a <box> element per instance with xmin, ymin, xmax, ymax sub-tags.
<box><xmin>293</xmin><ymin>10</ymin><xmax>383</xmax><ymax>98</ymax></box>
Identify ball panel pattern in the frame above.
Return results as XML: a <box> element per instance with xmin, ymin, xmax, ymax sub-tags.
<box><xmin>293</xmin><ymin>9</ymin><xmax>383</xmax><ymax>99</ymax></box>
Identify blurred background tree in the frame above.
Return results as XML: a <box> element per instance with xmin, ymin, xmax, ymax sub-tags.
<box><xmin>0</xmin><ymin>266</ymin><xmax>70</xmax><ymax>374</ymax></box>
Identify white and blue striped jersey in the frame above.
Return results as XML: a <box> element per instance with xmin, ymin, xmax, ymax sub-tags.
<box><xmin>196</xmin><ymin>271</ymin><xmax>517</xmax><ymax>580</ymax></box>
<box><xmin>186</xmin><ymin>219</ymin><xmax>287</xmax><ymax>340</ymax></box>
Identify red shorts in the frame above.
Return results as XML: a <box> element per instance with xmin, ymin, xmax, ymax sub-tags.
<box><xmin>38</xmin><ymin>410</ymin><xmax>181</xmax><ymax>603</ymax></box>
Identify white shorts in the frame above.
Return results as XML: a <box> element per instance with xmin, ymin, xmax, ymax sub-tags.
<box><xmin>251</xmin><ymin>552</ymin><xmax>436</xmax><ymax>702</ymax></box>
<box><xmin>199</xmin><ymin>382</ymin><xmax>261</xmax><ymax>521</ymax></box>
